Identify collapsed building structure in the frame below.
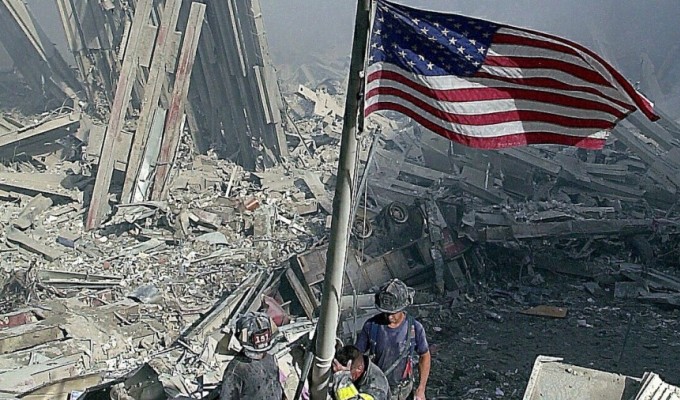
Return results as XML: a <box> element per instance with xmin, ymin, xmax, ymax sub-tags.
<box><xmin>1</xmin><ymin>1</ymin><xmax>680</xmax><ymax>399</ymax></box>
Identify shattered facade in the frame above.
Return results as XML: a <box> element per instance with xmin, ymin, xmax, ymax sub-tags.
<box><xmin>0</xmin><ymin>1</ymin><xmax>680</xmax><ymax>399</ymax></box>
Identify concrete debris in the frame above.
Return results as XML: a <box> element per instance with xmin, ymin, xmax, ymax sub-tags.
<box><xmin>0</xmin><ymin>1</ymin><xmax>679</xmax><ymax>399</ymax></box>
<box><xmin>523</xmin><ymin>356</ymin><xmax>680</xmax><ymax>400</ymax></box>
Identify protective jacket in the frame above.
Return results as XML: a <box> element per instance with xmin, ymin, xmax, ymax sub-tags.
<box><xmin>332</xmin><ymin>357</ymin><xmax>390</xmax><ymax>400</ymax></box>
<box><xmin>220</xmin><ymin>353</ymin><xmax>282</xmax><ymax>400</ymax></box>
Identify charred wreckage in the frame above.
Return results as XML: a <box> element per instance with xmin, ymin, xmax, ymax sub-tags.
<box><xmin>1</xmin><ymin>0</ymin><xmax>680</xmax><ymax>399</ymax></box>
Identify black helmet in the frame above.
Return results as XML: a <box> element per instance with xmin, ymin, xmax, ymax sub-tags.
<box><xmin>375</xmin><ymin>279</ymin><xmax>414</xmax><ymax>313</ymax></box>
<box><xmin>235</xmin><ymin>312</ymin><xmax>275</xmax><ymax>353</ymax></box>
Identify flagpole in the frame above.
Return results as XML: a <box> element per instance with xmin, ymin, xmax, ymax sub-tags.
<box><xmin>309</xmin><ymin>1</ymin><xmax>372</xmax><ymax>398</ymax></box>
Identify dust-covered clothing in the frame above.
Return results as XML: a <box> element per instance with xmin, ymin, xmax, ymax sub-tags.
<box><xmin>389</xmin><ymin>380</ymin><xmax>413</xmax><ymax>400</ymax></box>
<box><xmin>355</xmin><ymin>357</ymin><xmax>391</xmax><ymax>400</ymax></box>
<box><xmin>355</xmin><ymin>314</ymin><xmax>429</xmax><ymax>387</ymax></box>
<box><xmin>331</xmin><ymin>357</ymin><xmax>390</xmax><ymax>400</ymax></box>
<box><xmin>220</xmin><ymin>353</ymin><xmax>283</xmax><ymax>400</ymax></box>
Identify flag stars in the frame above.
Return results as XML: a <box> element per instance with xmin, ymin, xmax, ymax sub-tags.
<box><xmin>367</xmin><ymin>1</ymin><xmax>496</xmax><ymax>75</ymax></box>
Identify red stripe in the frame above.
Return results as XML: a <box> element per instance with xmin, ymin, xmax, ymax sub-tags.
<box><xmin>366</xmin><ymin>87</ymin><xmax>616</xmax><ymax>128</ymax></box>
<box><xmin>485</xmin><ymin>55</ymin><xmax>613</xmax><ymax>87</ymax></box>
<box><xmin>473</xmin><ymin>71</ymin><xmax>636</xmax><ymax>112</ymax></box>
<box><xmin>494</xmin><ymin>32</ymin><xmax>584</xmax><ymax>60</ymax></box>
<box><xmin>366</xmin><ymin>102</ymin><xmax>606</xmax><ymax>149</ymax></box>
<box><xmin>367</xmin><ymin>70</ymin><xmax>629</xmax><ymax>118</ymax></box>
<box><xmin>499</xmin><ymin>28</ymin><xmax>658</xmax><ymax>121</ymax></box>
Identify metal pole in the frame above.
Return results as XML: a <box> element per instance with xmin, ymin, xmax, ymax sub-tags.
<box><xmin>349</xmin><ymin>131</ymin><xmax>380</xmax><ymax>226</ymax></box>
<box><xmin>294</xmin><ymin>348</ymin><xmax>315</xmax><ymax>400</ymax></box>
<box><xmin>309</xmin><ymin>1</ymin><xmax>371</xmax><ymax>398</ymax></box>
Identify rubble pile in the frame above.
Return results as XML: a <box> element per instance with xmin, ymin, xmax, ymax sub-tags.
<box><xmin>1</xmin><ymin>0</ymin><xmax>680</xmax><ymax>399</ymax></box>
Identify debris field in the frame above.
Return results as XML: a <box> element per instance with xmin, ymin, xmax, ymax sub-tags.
<box><xmin>1</xmin><ymin>1</ymin><xmax>680</xmax><ymax>399</ymax></box>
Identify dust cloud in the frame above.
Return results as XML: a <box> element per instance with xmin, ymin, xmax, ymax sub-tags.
<box><xmin>260</xmin><ymin>0</ymin><xmax>680</xmax><ymax>116</ymax></box>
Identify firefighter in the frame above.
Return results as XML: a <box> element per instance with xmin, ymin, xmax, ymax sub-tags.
<box><xmin>355</xmin><ymin>279</ymin><xmax>431</xmax><ymax>400</ymax></box>
<box><xmin>331</xmin><ymin>344</ymin><xmax>390</xmax><ymax>400</ymax></box>
<box><xmin>220</xmin><ymin>312</ymin><xmax>284</xmax><ymax>399</ymax></box>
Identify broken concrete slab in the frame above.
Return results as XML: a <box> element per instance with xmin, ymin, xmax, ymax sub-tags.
<box><xmin>13</xmin><ymin>194</ymin><xmax>53</xmax><ymax>230</ymax></box>
<box><xmin>300</xmin><ymin>171</ymin><xmax>333</xmax><ymax>214</ymax></box>
<box><xmin>36</xmin><ymin>269</ymin><xmax>122</xmax><ymax>289</ymax></box>
<box><xmin>522</xmin><ymin>356</ymin><xmax>641</xmax><ymax>400</ymax></box>
<box><xmin>6</xmin><ymin>227</ymin><xmax>64</xmax><ymax>261</ymax></box>
<box><xmin>0</xmin><ymin>172</ymin><xmax>76</xmax><ymax>201</ymax></box>
<box><xmin>0</xmin><ymin>321</ymin><xmax>66</xmax><ymax>355</ymax></box>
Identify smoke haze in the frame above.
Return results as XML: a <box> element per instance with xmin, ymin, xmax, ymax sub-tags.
<box><xmin>4</xmin><ymin>1</ymin><xmax>678</xmax><ymax>115</ymax></box>
<box><xmin>260</xmin><ymin>0</ymin><xmax>680</xmax><ymax>116</ymax></box>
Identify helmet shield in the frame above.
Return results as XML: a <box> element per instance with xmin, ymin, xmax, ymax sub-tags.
<box><xmin>248</xmin><ymin>328</ymin><xmax>272</xmax><ymax>351</ymax></box>
<box><xmin>235</xmin><ymin>312</ymin><xmax>274</xmax><ymax>353</ymax></box>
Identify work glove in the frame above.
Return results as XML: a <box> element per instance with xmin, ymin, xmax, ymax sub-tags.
<box><xmin>331</xmin><ymin>370</ymin><xmax>359</xmax><ymax>400</ymax></box>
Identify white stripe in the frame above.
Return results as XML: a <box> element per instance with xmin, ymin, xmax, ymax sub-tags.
<box><xmin>366</xmin><ymin>94</ymin><xmax>610</xmax><ymax>139</ymax></box>
<box><xmin>367</xmin><ymin>63</ymin><xmax>631</xmax><ymax>114</ymax></box>
<box><xmin>489</xmin><ymin>44</ymin><xmax>596</xmax><ymax>72</ymax></box>
<box><xmin>365</xmin><ymin>77</ymin><xmax>621</xmax><ymax>122</ymax></box>
<box><xmin>498</xmin><ymin>27</ymin><xmax>621</xmax><ymax>92</ymax></box>
<box><xmin>478</xmin><ymin>64</ymin><xmax>628</xmax><ymax>102</ymax></box>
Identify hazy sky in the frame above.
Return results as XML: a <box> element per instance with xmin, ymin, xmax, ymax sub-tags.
<box><xmin>259</xmin><ymin>0</ymin><xmax>680</xmax><ymax>116</ymax></box>
<box><xmin>4</xmin><ymin>1</ymin><xmax>678</xmax><ymax>114</ymax></box>
<box><xmin>259</xmin><ymin>0</ymin><xmax>680</xmax><ymax>81</ymax></box>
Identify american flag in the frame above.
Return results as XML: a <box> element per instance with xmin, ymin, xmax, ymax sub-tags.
<box><xmin>364</xmin><ymin>0</ymin><xmax>658</xmax><ymax>150</ymax></box>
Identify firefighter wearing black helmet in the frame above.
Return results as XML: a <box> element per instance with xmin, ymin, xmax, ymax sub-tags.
<box><xmin>220</xmin><ymin>312</ymin><xmax>284</xmax><ymax>400</ymax></box>
<box><xmin>355</xmin><ymin>279</ymin><xmax>431</xmax><ymax>400</ymax></box>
